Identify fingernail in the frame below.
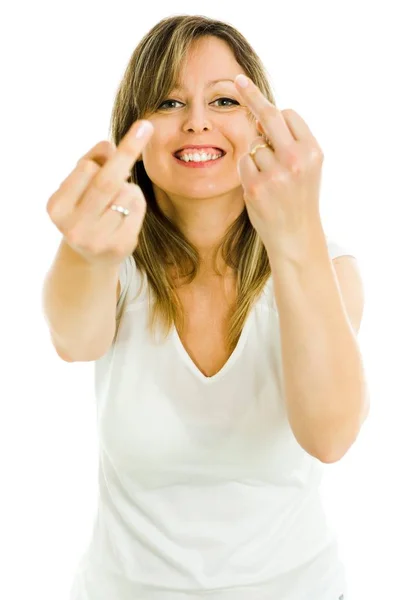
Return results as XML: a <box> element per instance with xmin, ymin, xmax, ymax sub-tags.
<box><xmin>135</xmin><ymin>120</ymin><xmax>153</xmax><ymax>138</ymax></box>
<box><xmin>236</xmin><ymin>74</ymin><xmax>249</xmax><ymax>88</ymax></box>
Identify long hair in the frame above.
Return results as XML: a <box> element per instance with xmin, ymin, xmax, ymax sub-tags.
<box><xmin>109</xmin><ymin>15</ymin><xmax>277</xmax><ymax>353</ymax></box>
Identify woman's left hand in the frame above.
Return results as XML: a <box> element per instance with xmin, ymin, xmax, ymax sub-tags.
<box><xmin>234</xmin><ymin>74</ymin><xmax>325</xmax><ymax>260</ymax></box>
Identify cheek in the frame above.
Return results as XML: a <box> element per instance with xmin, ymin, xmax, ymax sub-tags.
<box><xmin>143</xmin><ymin>137</ymin><xmax>167</xmax><ymax>165</ymax></box>
<box><xmin>224</xmin><ymin>118</ymin><xmax>258</xmax><ymax>151</ymax></box>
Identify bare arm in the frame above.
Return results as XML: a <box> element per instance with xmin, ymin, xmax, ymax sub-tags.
<box><xmin>42</xmin><ymin>239</ymin><xmax>121</xmax><ymax>362</ymax></box>
<box><xmin>42</xmin><ymin>119</ymin><xmax>154</xmax><ymax>361</ymax></box>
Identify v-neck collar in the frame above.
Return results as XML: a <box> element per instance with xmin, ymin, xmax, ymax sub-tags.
<box><xmin>171</xmin><ymin>309</ymin><xmax>254</xmax><ymax>385</ymax></box>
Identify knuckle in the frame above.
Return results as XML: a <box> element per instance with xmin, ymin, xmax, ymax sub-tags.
<box><xmin>123</xmin><ymin>183</ymin><xmax>145</xmax><ymax>208</ymax></box>
<box><xmin>281</xmin><ymin>108</ymin><xmax>297</xmax><ymax>118</ymax></box>
<box><xmin>132</xmin><ymin>183</ymin><xmax>145</xmax><ymax>200</ymax></box>
<box><xmin>97</xmin><ymin>140</ymin><xmax>116</xmax><ymax>154</ymax></box>
<box><xmin>121</xmin><ymin>181</ymin><xmax>136</xmax><ymax>197</ymax></box>
<box><xmin>135</xmin><ymin>194</ymin><xmax>146</xmax><ymax>212</ymax></box>
<box><xmin>46</xmin><ymin>194</ymin><xmax>57</xmax><ymax>216</ymax></box>
<box><xmin>282</xmin><ymin>145</ymin><xmax>302</xmax><ymax>174</ymax></box>
<box><xmin>312</xmin><ymin>146</ymin><xmax>324</xmax><ymax>162</ymax></box>
<box><xmin>91</xmin><ymin>141</ymin><xmax>117</xmax><ymax>166</ymax></box>
<box><xmin>77</xmin><ymin>158</ymin><xmax>100</xmax><ymax>177</ymax></box>
<box><xmin>305</xmin><ymin>141</ymin><xmax>323</xmax><ymax>161</ymax></box>
<box><xmin>79</xmin><ymin>141</ymin><xmax>116</xmax><ymax>166</ymax></box>
<box><xmin>91</xmin><ymin>173</ymin><xmax>116</xmax><ymax>196</ymax></box>
<box><xmin>46</xmin><ymin>194</ymin><xmax>65</xmax><ymax>222</ymax></box>
<box><xmin>261</xmin><ymin>105</ymin><xmax>278</xmax><ymax>123</ymax></box>
<box><xmin>289</xmin><ymin>163</ymin><xmax>302</xmax><ymax>176</ymax></box>
<box><xmin>287</xmin><ymin>154</ymin><xmax>302</xmax><ymax>174</ymax></box>
<box><xmin>247</xmin><ymin>180</ymin><xmax>263</xmax><ymax>198</ymax></box>
<box><xmin>113</xmin><ymin>187</ymin><xmax>133</xmax><ymax>211</ymax></box>
<box><xmin>268</xmin><ymin>170</ymin><xmax>285</xmax><ymax>183</ymax></box>
<box><xmin>260</xmin><ymin>106</ymin><xmax>271</xmax><ymax>121</ymax></box>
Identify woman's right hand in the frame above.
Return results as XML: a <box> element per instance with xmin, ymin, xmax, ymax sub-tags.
<box><xmin>46</xmin><ymin>120</ymin><xmax>154</xmax><ymax>266</ymax></box>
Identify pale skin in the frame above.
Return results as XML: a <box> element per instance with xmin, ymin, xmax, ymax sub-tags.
<box><xmin>141</xmin><ymin>36</ymin><xmax>264</xmax><ymax>281</ymax></box>
<box><xmin>115</xmin><ymin>36</ymin><xmax>369</xmax><ymax>456</ymax></box>
<box><xmin>133</xmin><ymin>36</ymin><xmax>265</xmax><ymax>376</ymax></box>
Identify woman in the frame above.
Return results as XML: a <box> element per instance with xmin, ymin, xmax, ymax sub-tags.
<box><xmin>44</xmin><ymin>14</ymin><xmax>368</xmax><ymax>600</ymax></box>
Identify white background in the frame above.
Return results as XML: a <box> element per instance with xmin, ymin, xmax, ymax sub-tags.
<box><xmin>1</xmin><ymin>1</ymin><xmax>398</xmax><ymax>598</ymax></box>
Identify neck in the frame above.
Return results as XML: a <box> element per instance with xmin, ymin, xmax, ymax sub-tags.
<box><xmin>153</xmin><ymin>184</ymin><xmax>245</xmax><ymax>280</ymax></box>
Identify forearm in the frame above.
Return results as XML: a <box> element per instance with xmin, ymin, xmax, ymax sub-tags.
<box><xmin>268</xmin><ymin>230</ymin><xmax>368</xmax><ymax>462</ymax></box>
<box><xmin>42</xmin><ymin>239</ymin><xmax>120</xmax><ymax>361</ymax></box>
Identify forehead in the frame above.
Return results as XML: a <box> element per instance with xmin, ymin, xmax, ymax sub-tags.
<box><xmin>173</xmin><ymin>78</ymin><xmax>236</xmax><ymax>92</ymax></box>
<box><xmin>173</xmin><ymin>37</ymin><xmax>240</xmax><ymax>90</ymax></box>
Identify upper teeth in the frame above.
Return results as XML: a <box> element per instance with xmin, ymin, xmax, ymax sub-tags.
<box><xmin>178</xmin><ymin>152</ymin><xmax>223</xmax><ymax>162</ymax></box>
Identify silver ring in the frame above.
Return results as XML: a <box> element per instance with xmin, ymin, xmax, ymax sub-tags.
<box><xmin>110</xmin><ymin>204</ymin><xmax>130</xmax><ymax>217</ymax></box>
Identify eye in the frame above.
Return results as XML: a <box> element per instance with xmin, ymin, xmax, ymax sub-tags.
<box><xmin>157</xmin><ymin>97</ymin><xmax>241</xmax><ymax>110</ymax></box>
<box><xmin>157</xmin><ymin>99</ymin><xmax>184</xmax><ymax>110</ymax></box>
<box><xmin>212</xmin><ymin>97</ymin><xmax>240</xmax><ymax>108</ymax></box>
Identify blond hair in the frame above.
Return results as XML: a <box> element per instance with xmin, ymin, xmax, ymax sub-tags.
<box><xmin>110</xmin><ymin>14</ymin><xmax>277</xmax><ymax>353</ymax></box>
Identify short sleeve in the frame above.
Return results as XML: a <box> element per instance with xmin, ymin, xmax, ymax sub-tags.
<box><xmin>116</xmin><ymin>253</ymin><xmax>147</xmax><ymax>325</ymax></box>
<box><xmin>265</xmin><ymin>234</ymin><xmax>357</xmax><ymax>313</ymax></box>
<box><xmin>325</xmin><ymin>235</ymin><xmax>356</xmax><ymax>261</ymax></box>
<box><xmin>116</xmin><ymin>254</ymin><xmax>136</xmax><ymax>322</ymax></box>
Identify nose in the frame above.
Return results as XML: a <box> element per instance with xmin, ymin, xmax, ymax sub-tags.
<box><xmin>182</xmin><ymin>101</ymin><xmax>213</xmax><ymax>134</ymax></box>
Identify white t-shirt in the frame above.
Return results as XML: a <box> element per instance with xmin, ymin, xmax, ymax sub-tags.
<box><xmin>70</xmin><ymin>236</ymin><xmax>354</xmax><ymax>600</ymax></box>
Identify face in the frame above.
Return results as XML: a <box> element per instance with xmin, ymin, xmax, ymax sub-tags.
<box><xmin>141</xmin><ymin>36</ymin><xmax>261</xmax><ymax>204</ymax></box>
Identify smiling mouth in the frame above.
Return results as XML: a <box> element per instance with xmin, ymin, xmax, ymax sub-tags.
<box><xmin>172</xmin><ymin>154</ymin><xmax>226</xmax><ymax>168</ymax></box>
<box><xmin>173</xmin><ymin>150</ymin><xmax>226</xmax><ymax>162</ymax></box>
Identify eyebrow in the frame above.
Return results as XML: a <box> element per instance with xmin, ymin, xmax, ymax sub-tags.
<box><xmin>173</xmin><ymin>79</ymin><xmax>235</xmax><ymax>91</ymax></box>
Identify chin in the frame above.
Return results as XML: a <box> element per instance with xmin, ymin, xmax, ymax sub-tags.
<box><xmin>175</xmin><ymin>176</ymin><xmax>239</xmax><ymax>196</ymax></box>
<box><xmin>178</xmin><ymin>185</ymin><xmax>232</xmax><ymax>199</ymax></box>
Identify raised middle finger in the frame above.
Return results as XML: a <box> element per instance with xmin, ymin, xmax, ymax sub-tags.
<box><xmin>234</xmin><ymin>75</ymin><xmax>294</xmax><ymax>155</ymax></box>
<box><xmin>81</xmin><ymin>120</ymin><xmax>154</xmax><ymax>214</ymax></box>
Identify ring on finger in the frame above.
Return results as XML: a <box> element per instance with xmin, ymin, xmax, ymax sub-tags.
<box><xmin>249</xmin><ymin>139</ymin><xmax>273</xmax><ymax>170</ymax></box>
<box><xmin>249</xmin><ymin>137</ymin><xmax>274</xmax><ymax>158</ymax></box>
<box><xmin>110</xmin><ymin>203</ymin><xmax>130</xmax><ymax>217</ymax></box>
